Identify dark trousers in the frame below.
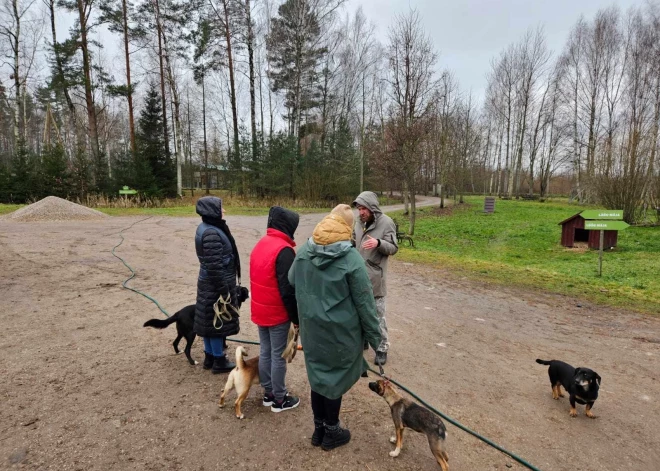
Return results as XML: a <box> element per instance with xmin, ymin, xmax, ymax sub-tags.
<box><xmin>311</xmin><ymin>390</ymin><xmax>342</xmax><ymax>426</ymax></box>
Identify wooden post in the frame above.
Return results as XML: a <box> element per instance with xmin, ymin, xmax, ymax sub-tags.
<box><xmin>598</xmin><ymin>230</ymin><xmax>604</xmax><ymax>277</ymax></box>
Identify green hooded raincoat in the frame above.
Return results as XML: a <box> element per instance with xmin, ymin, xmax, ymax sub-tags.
<box><xmin>288</xmin><ymin>214</ymin><xmax>381</xmax><ymax>400</ymax></box>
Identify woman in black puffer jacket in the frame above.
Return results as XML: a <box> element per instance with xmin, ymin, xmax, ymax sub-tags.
<box><xmin>194</xmin><ymin>196</ymin><xmax>242</xmax><ymax>373</ymax></box>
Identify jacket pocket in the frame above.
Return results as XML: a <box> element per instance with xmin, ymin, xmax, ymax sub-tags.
<box><xmin>365</xmin><ymin>259</ymin><xmax>383</xmax><ymax>292</ymax></box>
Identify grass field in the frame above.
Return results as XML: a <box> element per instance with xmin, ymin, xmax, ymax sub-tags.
<box><xmin>4</xmin><ymin>195</ymin><xmax>658</xmax><ymax>313</ymax></box>
<box><xmin>392</xmin><ymin>196</ymin><xmax>660</xmax><ymax>314</ymax></box>
<box><xmin>0</xmin><ymin>204</ymin><xmax>23</xmax><ymax>215</ymax></box>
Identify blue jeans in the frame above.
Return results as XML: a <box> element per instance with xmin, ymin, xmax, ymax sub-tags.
<box><xmin>203</xmin><ymin>337</ymin><xmax>225</xmax><ymax>357</ymax></box>
<box><xmin>258</xmin><ymin>321</ymin><xmax>291</xmax><ymax>402</ymax></box>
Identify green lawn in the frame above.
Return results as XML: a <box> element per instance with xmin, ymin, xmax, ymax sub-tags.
<box><xmin>0</xmin><ymin>204</ymin><xmax>23</xmax><ymax>215</ymax></box>
<box><xmin>392</xmin><ymin>197</ymin><xmax>660</xmax><ymax>314</ymax></box>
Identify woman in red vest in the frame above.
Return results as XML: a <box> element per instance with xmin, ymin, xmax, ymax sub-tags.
<box><xmin>250</xmin><ymin>206</ymin><xmax>300</xmax><ymax>412</ymax></box>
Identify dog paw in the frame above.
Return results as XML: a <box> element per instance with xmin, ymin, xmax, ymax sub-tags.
<box><xmin>389</xmin><ymin>449</ymin><xmax>400</xmax><ymax>458</ymax></box>
<box><xmin>390</xmin><ymin>436</ymin><xmax>397</xmax><ymax>444</ymax></box>
<box><xmin>194</xmin><ymin>360</ymin><xmax>199</xmax><ymax>365</ymax></box>
<box><xmin>586</xmin><ymin>412</ymin><xmax>597</xmax><ymax>419</ymax></box>
<box><xmin>218</xmin><ymin>403</ymin><xmax>225</xmax><ymax>408</ymax></box>
<box><xmin>237</xmin><ymin>414</ymin><xmax>245</xmax><ymax>420</ymax></box>
<box><xmin>569</xmin><ymin>410</ymin><xmax>578</xmax><ymax>417</ymax></box>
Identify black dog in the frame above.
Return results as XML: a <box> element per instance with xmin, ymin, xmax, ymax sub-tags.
<box><xmin>143</xmin><ymin>288</ymin><xmax>249</xmax><ymax>366</ymax></box>
<box><xmin>536</xmin><ymin>359</ymin><xmax>601</xmax><ymax>418</ymax></box>
<box><xmin>144</xmin><ymin>305</ymin><xmax>199</xmax><ymax>365</ymax></box>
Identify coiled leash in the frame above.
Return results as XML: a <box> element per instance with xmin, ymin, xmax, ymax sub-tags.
<box><xmin>212</xmin><ymin>291</ymin><xmax>239</xmax><ymax>330</ymax></box>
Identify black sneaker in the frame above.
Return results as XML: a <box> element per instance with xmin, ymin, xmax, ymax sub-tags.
<box><xmin>271</xmin><ymin>395</ymin><xmax>300</xmax><ymax>413</ymax></box>
<box><xmin>263</xmin><ymin>392</ymin><xmax>275</xmax><ymax>407</ymax></box>
<box><xmin>374</xmin><ymin>351</ymin><xmax>387</xmax><ymax>366</ymax></box>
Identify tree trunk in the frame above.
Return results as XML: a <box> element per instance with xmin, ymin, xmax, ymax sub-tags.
<box><xmin>186</xmin><ymin>87</ymin><xmax>194</xmax><ymax>196</ymax></box>
<box><xmin>153</xmin><ymin>0</ymin><xmax>170</xmax><ymax>163</ymax></box>
<box><xmin>202</xmin><ymin>75</ymin><xmax>209</xmax><ymax>195</ymax></box>
<box><xmin>245</xmin><ymin>0</ymin><xmax>257</xmax><ymax>161</ymax></box>
<box><xmin>49</xmin><ymin>0</ymin><xmax>79</xmax><ymax>149</ymax></box>
<box><xmin>222</xmin><ymin>0</ymin><xmax>241</xmax><ymax>193</ymax></box>
<box><xmin>408</xmin><ymin>188</ymin><xmax>416</xmax><ymax>235</ymax></box>
<box><xmin>11</xmin><ymin>0</ymin><xmax>21</xmax><ymax>148</ymax></box>
<box><xmin>258</xmin><ymin>49</ymin><xmax>265</xmax><ymax>144</ymax></box>
<box><xmin>77</xmin><ymin>0</ymin><xmax>102</xmax><ymax>174</ymax></box>
<box><xmin>121</xmin><ymin>0</ymin><xmax>136</xmax><ymax>156</ymax></box>
<box><xmin>161</xmin><ymin>29</ymin><xmax>183</xmax><ymax>196</ymax></box>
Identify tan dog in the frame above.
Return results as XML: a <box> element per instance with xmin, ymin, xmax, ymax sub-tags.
<box><xmin>369</xmin><ymin>380</ymin><xmax>449</xmax><ymax>471</ymax></box>
<box><xmin>218</xmin><ymin>346</ymin><xmax>260</xmax><ymax>419</ymax></box>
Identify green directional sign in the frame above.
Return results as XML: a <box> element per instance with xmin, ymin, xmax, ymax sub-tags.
<box><xmin>581</xmin><ymin>209</ymin><xmax>623</xmax><ymax>220</ymax></box>
<box><xmin>584</xmin><ymin>220</ymin><xmax>629</xmax><ymax>230</ymax></box>
<box><xmin>119</xmin><ymin>185</ymin><xmax>137</xmax><ymax>195</ymax></box>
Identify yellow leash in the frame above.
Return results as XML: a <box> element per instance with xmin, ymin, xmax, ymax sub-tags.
<box><xmin>212</xmin><ymin>292</ymin><xmax>239</xmax><ymax>330</ymax></box>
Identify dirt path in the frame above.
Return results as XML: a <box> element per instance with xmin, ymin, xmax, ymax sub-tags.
<box><xmin>1</xmin><ymin>204</ymin><xmax>659</xmax><ymax>471</ymax></box>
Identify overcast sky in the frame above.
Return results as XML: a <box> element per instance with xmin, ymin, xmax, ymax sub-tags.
<box><xmin>348</xmin><ymin>0</ymin><xmax>641</xmax><ymax>100</ymax></box>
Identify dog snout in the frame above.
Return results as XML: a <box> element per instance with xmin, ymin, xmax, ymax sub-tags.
<box><xmin>368</xmin><ymin>382</ymin><xmax>378</xmax><ymax>393</ymax></box>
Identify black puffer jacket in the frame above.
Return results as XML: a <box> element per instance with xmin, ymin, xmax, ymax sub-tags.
<box><xmin>193</xmin><ymin>197</ymin><xmax>240</xmax><ymax>338</ymax></box>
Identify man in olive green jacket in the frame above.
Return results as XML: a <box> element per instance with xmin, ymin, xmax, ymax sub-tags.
<box><xmin>289</xmin><ymin>204</ymin><xmax>381</xmax><ymax>451</ymax></box>
<box><xmin>352</xmin><ymin>191</ymin><xmax>398</xmax><ymax>366</ymax></box>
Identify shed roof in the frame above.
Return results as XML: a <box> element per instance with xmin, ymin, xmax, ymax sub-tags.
<box><xmin>558</xmin><ymin>212</ymin><xmax>584</xmax><ymax>226</ymax></box>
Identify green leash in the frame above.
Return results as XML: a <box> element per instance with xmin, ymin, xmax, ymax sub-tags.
<box><xmin>113</xmin><ymin>217</ymin><xmax>542</xmax><ymax>471</ymax></box>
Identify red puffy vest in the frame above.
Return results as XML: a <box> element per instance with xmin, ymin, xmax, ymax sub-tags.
<box><xmin>250</xmin><ymin>228</ymin><xmax>296</xmax><ymax>326</ymax></box>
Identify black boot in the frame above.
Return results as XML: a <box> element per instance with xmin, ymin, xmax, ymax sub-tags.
<box><xmin>311</xmin><ymin>419</ymin><xmax>325</xmax><ymax>447</ymax></box>
<box><xmin>321</xmin><ymin>422</ymin><xmax>351</xmax><ymax>451</ymax></box>
<box><xmin>202</xmin><ymin>352</ymin><xmax>214</xmax><ymax>370</ymax></box>
<box><xmin>211</xmin><ymin>355</ymin><xmax>235</xmax><ymax>374</ymax></box>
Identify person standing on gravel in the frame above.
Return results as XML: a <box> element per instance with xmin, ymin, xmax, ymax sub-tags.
<box><xmin>288</xmin><ymin>204</ymin><xmax>381</xmax><ymax>451</ymax></box>
<box><xmin>352</xmin><ymin>191</ymin><xmax>398</xmax><ymax>366</ymax></box>
<box><xmin>250</xmin><ymin>206</ymin><xmax>301</xmax><ymax>413</ymax></box>
<box><xmin>194</xmin><ymin>196</ymin><xmax>242</xmax><ymax>374</ymax></box>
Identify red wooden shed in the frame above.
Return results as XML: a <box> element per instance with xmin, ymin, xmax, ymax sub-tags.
<box><xmin>559</xmin><ymin>212</ymin><xmax>619</xmax><ymax>249</ymax></box>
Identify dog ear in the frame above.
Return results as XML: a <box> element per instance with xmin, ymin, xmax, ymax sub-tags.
<box><xmin>595</xmin><ymin>374</ymin><xmax>601</xmax><ymax>386</ymax></box>
<box><xmin>574</xmin><ymin>367</ymin><xmax>583</xmax><ymax>376</ymax></box>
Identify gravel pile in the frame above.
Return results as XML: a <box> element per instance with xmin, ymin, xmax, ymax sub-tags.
<box><xmin>4</xmin><ymin>196</ymin><xmax>109</xmax><ymax>222</ymax></box>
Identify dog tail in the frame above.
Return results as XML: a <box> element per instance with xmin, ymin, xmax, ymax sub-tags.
<box><xmin>235</xmin><ymin>346</ymin><xmax>247</xmax><ymax>370</ymax></box>
<box><xmin>143</xmin><ymin>313</ymin><xmax>178</xmax><ymax>329</ymax></box>
<box><xmin>536</xmin><ymin>359</ymin><xmax>552</xmax><ymax>365</ymax></box>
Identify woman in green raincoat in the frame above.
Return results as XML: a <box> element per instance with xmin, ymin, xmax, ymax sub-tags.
<box><xmin>288</xmin><ymin>204</ymin><xmax>381</xmax><ymax>451</ymax></box>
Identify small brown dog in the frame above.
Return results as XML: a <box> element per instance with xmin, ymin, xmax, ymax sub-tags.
<box><xmin>369</xmin><ymin>379</ymin><xmax>449</xmax><ymax>471</ymax></box>
<box><xmin>219</xmin><ymin>346</ymin><xmax>260</xmax><ymax>419</ymax></box>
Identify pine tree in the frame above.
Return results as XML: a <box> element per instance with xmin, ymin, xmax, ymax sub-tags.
<box><xmin>41</xmin><ymin>143</ymin><xmax>72</xmax><ymax>198</ymax></box>
<box><xmin>136</xmin><ymin>85</ymin><xmax>176</xmax><ymax>197</ymax></box>
<box><xmin>10</xmin><ymin>141</ymin><xmax>35</xmax><ymax>203</ymax></box>
<box><xmin>267</xmin><ymin>0</ymin><xmax>327</xmax><ymax>139</ymax></box>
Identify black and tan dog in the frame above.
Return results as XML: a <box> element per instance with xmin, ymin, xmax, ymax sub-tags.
<box><xmin>369</xmin><ymin>379</ymin><xmax>449</xmax><ymax>471</ymax></box>
<box><xmin>536</xmin><ymin>359</ymin><xmax>601</xmax><ymax>418</ymax></box>
<box><xmin>219</xmin><ymin>346</ymin><xmax>260</xmax><ymax>419</ymax></box>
